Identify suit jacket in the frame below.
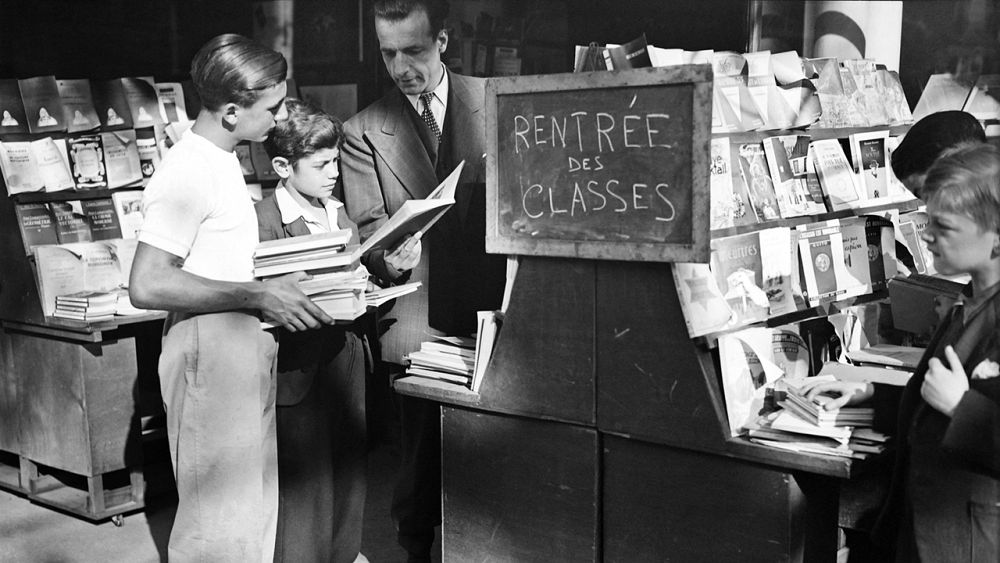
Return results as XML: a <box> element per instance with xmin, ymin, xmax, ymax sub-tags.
<box><xmin>872</xmin><ymin>282</ymin><xmax>1000</xmax><ymax>560</ymax></box>
<box><xmin>340</xmin><ymin>71</ymin><xmax>505</xmax><ymax>362</ymax></box>
<box><xmin>255</xmin><ymin>195</ymin><xmax>372</xmax><ymax>406</ymax></box>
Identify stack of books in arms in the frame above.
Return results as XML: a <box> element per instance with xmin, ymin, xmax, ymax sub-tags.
<box><xmin>53</xmin><ymin>290</ymin><xmax>118</xmax><ymax>322</ymax></box>
<box><xmin>254</xmin><ymin>229</ymin><xmax>366</xmax><ymax>321</ymax></box>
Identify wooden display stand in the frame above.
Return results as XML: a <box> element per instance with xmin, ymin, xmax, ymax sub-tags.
<box><xmin>0</xmin><ymin>184</ymin><xmax>167</xmax><ymax>523</ymax></box>
<box><xmin>396</xmin><ymin>257</ymin><xmax>881</xmax><ymax>562</ymax></box>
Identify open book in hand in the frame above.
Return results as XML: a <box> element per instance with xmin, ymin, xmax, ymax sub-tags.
<box><xmin>356</xmin><ymin>160</ymin><xmax>464</xmax><ymax>258</ymax></box>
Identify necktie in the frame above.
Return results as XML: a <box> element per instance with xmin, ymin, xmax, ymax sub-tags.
<box><xmin>419</xmin><ymin>93</ymin><xmax>441</xmax><ymax>141</ymax></box>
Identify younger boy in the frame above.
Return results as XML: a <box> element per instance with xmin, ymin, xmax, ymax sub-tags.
<box><xmin>256</xmin><ymin>98</ymin><xmax>420</xmax><ymax>563</ymax></box>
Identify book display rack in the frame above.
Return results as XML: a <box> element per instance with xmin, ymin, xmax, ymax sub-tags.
<box><xmin>394</xmin><ymin>54</ymin><xmax>930</xmax><ymax>560</ymax></box>
<box><xmin>0</xmin><ymin>75</ymin><xmax>186</xmax><ymax>524</ymax></box>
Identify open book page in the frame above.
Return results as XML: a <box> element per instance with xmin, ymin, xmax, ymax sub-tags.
<box><xmin>471</xmin><ymin>310</ymin><xmax>501</xmax><ymax>393</ymax></box>
<box><xmin>357</xmin><ymin>161</ymin><xmax>465</xmax><ymax>257</ymax></box>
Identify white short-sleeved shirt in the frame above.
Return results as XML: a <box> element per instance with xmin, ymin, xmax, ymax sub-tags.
<box><xmin>138</xmin><ymin>131</ymin><xmax>258</xmax><ymax>282</ymax></box>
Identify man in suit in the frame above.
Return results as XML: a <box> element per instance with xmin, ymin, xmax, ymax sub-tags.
<box><xmin>339</xmin><ymin>1</ymin><xmax>506</xmax><ymax>560</ymax></box>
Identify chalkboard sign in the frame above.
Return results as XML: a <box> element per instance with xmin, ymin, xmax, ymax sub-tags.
<box><xmin>485</xmin><ymin>66</ymin><xmax>713</xmax><ymax>262</ymax></box>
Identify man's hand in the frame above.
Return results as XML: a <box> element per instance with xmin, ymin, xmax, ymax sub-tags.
<box><xmin>385</xmin><ymin>233</ymin><xmax>422</xmax><ymax>274</ymax></box>
<box><xmin>258</xmin><ymin>272</ymin><xmax>334</xmax><ymax>332</ymax></box>
<box><xmin>799</xmin><ymin>378</ymin><xmax>874</xmax><ymax>410</ymax></box>
<box><xmin>922</xmin><ymin>345</ymin><xmax>969</xmax><ymax>417</ymax></box>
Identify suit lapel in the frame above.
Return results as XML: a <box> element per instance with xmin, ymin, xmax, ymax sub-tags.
<box><xmin>366</xmin><ymin>89</ymin><xmax>438</xmax><ymax>200</ymax></box>
<box><xmin>283</xmin><ymin>217</ymin><xmax>312</xmax><ymax>238</ymax></box>
<box><xmin>446</xmin><ymin>73</ymin><xmax>484</xmax><ymax>224</ymax></box>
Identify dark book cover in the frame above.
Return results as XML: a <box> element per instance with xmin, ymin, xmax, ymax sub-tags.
<box><xmin>18</xmin><ymin>75</ymin><xmax>66</xmax><ymax>134</ymax></box>
<box><xmin>865</xmin><ymin>216</ymin><xmax>890</xmax><ymax>292</ymax></box>
<box><xmin>56</xmin><ymin>79</ymin><xmax>100</xmax><ymax>133</ymax></box>
<box><xmin>808</xmin><ymin>236</ymin><xmax>838</xmax><ymax>295</ymax></box>
<box><xmin>14</xmin><ymin>202</ymin><xmax>59</xmax><ymax>254</ymax></box>
<box><xmin>120</xmin><ymin>77</ymin><xmax>163</xmax><ymax>127</ymax></box>
<box><xmin>66</xmin><ymin>133</ymin><xmax>108</xmax><ymax>189</ymax></box>
<box><xmin>250</xmin><ymin>142</ymin><xmax>279</xmax><ymax>181</ymax></box>
<box><xmin>135</xmin><ymin>126</ymin><xmax>160</xmax><ymax>182</ymax></box>
<box><xmin>607</xmin><ymin>33</ymin><xmax>652</xmax><ymax>70</ymax></box>
<box><xmin>90</xmin><ymin>79</ymin><xmax>134</xmax><ymax>130</ymax></box>
<box><xmin>49</xmin><ymin>200</ymin><xmax>93</xmax><ymax>243</ymax></box>
<box><xmin>82</xmin><ymin>198</ymin><xmax>123</xmax><ymax>240</ymax></box>
<box><xmin>0</xmin><ymin>78</ymin><xmax>29</xmax><ymax>135</ymax></box>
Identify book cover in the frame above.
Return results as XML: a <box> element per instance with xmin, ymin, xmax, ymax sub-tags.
<box><xmin>101</xmin><ymin>130</ymin><xmax>143</xmax><ymax>188</ymax></box>
<box><xmin>848</xmin><ymin>130</ymin><xmax>890</xmax><ymax>201</ymax></box>
<box><xmin>759</xmin><ymin>227</ymin><xmax>798</xmax><ymax>317</ymax></box>
<box><xmin>14</xmin><ymin>202</ymin><xmax>59</xmax><ymax>254</ymax></box>
<box><xmin>0</xmin><ymin>78</ymin><xmax>29</xmax><ymax>134</ymax></box>
<box><xmin>838</xmin><ymin>216</ymin><xmax>873</xmax><ymax>298</ymax></box>
<box><xmin>772</xmin><ymin>326</ymin><xmax>810</xmax><ymax>379</ymax></box>
<box><xmin>249</xmin><ymin>141</ymin><xmax>279</xmax><ymax>181</ymax></box>
<box><xmin>606</xmin><ymin>33</ymin><xmax>652</xmax><ymax>70</ymax></box>
<box><xmin>672</xmin><ymin>262</ymin><xmax>737</xmax><ymax>337</ymax></box>
<box><xmin>709</xmin><ymin>137</ymin><xmax>736</xmax><ymax>230</ymax></box>
<box><xmin>744</xmin><ymin>50</ymin><xmax>773</xmax><ymax>127</ymax></box>
<box><xmin>90</xmin><ymin>78</ymin><xmax>134</xmax><ymax>130</ymax></box>
<box><xmin>899</xmin><ymin>210</ymin><xmax>934</xmax><ymax>275</ymax></box>
<box><xmin>358</xmin><ymin>161</ymin><xmax>464</xmax><ymax>257</ymax></box>
<box><xmin>0</xmin><ymin>141</ymin><xmax>44</xmax><ymax>195</ymax></box>
<box><xmin>796</xmin><ymin>220</ymin><xmax>853</xmax><ymax>305</ymax></box>
<box><xmin>865</xmin><ymin>215</ymin><xmax>896</xmax><ymax>292</ymax></box>
<box><xmin>120</xmin><ymin>77</ymin><xmax>163</xmax><ymax>127</ymax></box>
<box><xmin>29</xmin><ymin>137</ymin><xmax>75</xmax><ymax>192</ymax></box>
<box><xmin>49</xmin><ymin>200</ymin><xmax>93</xmax><ymax>244</ymax></box>
<box><xmin>254</xmin><ymin>244</ymin><xmax>360</xmax><ymax>278</ymax></box>
<box><xmin>112</xmin><ymin>190</ymin><xmax>144</xmax><ymax>239</ymax></box>
<box><xmin>235</xmin><ymin>142</ymin><xmax>256</xmax><ymax>180</ymax></box>
<box><xmin>810</xmin><ymin>139</ymin><xmax>860</xmax><ymax>211</ymax></box>
<box><xmin>762</xmin><ymin>135</ymin><xmax>823</xmax><ymax>218</ymax></box>
<box><xmin>154</xmin><ymin>82</ymin><xmax>189</xmax><ymax>124</ymax></box>
<box><xmin>718</xmin><ymin>327</ymin><xmax>784</xmax><ymax>436</ymax></box>
<box><xmin>735</xmin><ymin>142</ymin><xmax>781</xmax><ymax>221</ymax></box>
<box><xmin>710</xmin><ymin>231</ymin><xmax>771</xmax><ymax>326</ymax></box>
<box><xmin>135</xmin><ymin>126</ymin><xmax>160</xmax><ymax>183</ymax></box>
<box><xmin>33</xmin><ymin>240</ymin><xmax>131</xmax><ymax>317</ymax></box>
<box><xmin>18</xmin><ymin>76</ymin><xmax>66</xmax><ymax>134</ymax></box>
<box><xmin>471</xmin><ymin>310</ymin><xmax>501</xmax><ymax>393</ymax></box>
<box><xmin>55</xmin><ymin>78</ymin><xmax>100</xmax><ymax>133</ymax></box>
<box><xmin>726</xmin><ymin>141</ymin><xmax>757</xmax><ymax>227</ymax></box>
<box><xmin>66</xmin><ymin>133</ymin><xmax>108</xmax><ymax>190</ymax></box>
<box><xmin>712</xmin><ymin>51</ymin><xmax>765</xmax><ymax>132</ymax></box>
<box><xmin>81</xmin><ymin>198</ymin><xmax>123</xmax><ymax>240</ymax></box>
<box><xmin>255</xmin><ymin>229</ymin><xmax>353</xmax><ymax>259</ymax></box>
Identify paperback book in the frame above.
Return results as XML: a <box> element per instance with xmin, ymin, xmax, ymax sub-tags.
<box><xmin>81</xmin><ymin>198</ymin><xmax>123</xmax><ymax>241</ymax></box>
<box><xmin>112</xmin><ymin>190</ymin><xmax>144</xmax><ymax>239</ymax></box>
<box><xmin>90</xmin><ymin>78</ymin><xmax>134</xmax><ymax>130</ymax></box>
<box><xmin>735</xmin><ymin>142</ymin><xmax>781</xmax><ymax>221</ymax></box>
<box><xmin>0</xmin><ymin>141</ymin><xmax>44</xmax><ymax>195</ymax></box>
<box><xmin>848</xmin><ymin>130</ymin><xmax>890</xmax><ymax>201</ymax></box>
<box><xmin>18</xmin><ymin>75</ymin><xmax>66</xmax><ymax>134</ymax></box>
<box><xmin>810</xmin><ymin>138</ymin><xmax>860</xmax><ymax>211</ymax></box>
<box><xmin>761</xmin><ymin>134</ymin><xmax>825</xmax><ymax>218</ymax></box>
<box><xmin>101</xmin><ymin>130</ymin><xmax>143</xmax><ymax>188</ymax></box>
<box><xmin>0</xmin><ymin>78</ymin><xmax>29</xmax><ymax>134</ymax></box>
<box><xmin>56</xmin><ymin>78</ymin><xmax>100</xmax><ymax>133</ymax></box>
<box><xmin>14</xmin><ymin>202</ymin><xmax>59</xmax><ymax>254</ymax></box>
<box><xmin>66</xmin><ymin>133</ymin><xmax>108</xmax><ymax>190</ymax></box>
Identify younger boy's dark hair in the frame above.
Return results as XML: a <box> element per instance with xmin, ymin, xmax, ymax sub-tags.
<box><xmin>374</xmin><ymin>0</ymin><xmax>450</xmax><ymax>36</ymax></box>
<box><xmin>263</xmin><ymin>98</ymin><xmax>344</xmax><ymax>166</ymax></box>
<box><xmin>190</xmin><ymin>33</ymin><xmax>287</xmax><ymax>111</ymax></box>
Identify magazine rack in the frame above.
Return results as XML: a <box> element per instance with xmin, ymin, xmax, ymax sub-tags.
<box><xmin>0</xmin><ymin>183</ymin><xmax>166</xmax><ymax>523</ymax></box>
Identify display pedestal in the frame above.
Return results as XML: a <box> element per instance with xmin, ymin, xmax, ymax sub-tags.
<box><xmin>395</xmin><ymin>256</ymin><xmax>883</xmax><ymax>562</ymax></box>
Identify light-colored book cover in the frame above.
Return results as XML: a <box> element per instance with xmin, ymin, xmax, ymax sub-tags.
<box><xmin>810</xmin><ymin>139</ymin><xmax>860</xmax><ymax>211</ymax></box>
<box><xmin>796</xmin><ymin>219</ymin><xmax>853</xmax><ymax>305</ymax></box>
<box><xmin>0</xmin><ymin>141</ymin><xmax>44</xmax><ymax>195</ymax></box>
<box><xmin>735</xmin><ymin>142</ymin><xmax>781</xmax><ymax>221</ymax></box>
<box><xmin>709</xmin><ymin>137</ymin><xmax>736</xmax><ymax>230</ymax></box>
<box><xmin>30</xmin><ymin>137</ymin><xmax>75</xmax><ymax>192</ymax></box>
<box><xmin>718</xmin><ymin>327</ymin><xmax>785</xmax><ymax>436</ymax></box>
<box><xmin>111</xmin><ymin>190</ymin><xmax>144</xmax><ymax>239</ymax></box>
<box><xmin>101</xmin><ymin>130</ymin><xmax>143</xmax><ymax>189</ymax></box>
<box><xmin>154</xmin><ymin>82</ymin><xmax>189</xmax><ymax>124</ymax></box>
<box><xmin>33</xmin><ymin>239</ymin><xmax>135</xmax><ymax>317</ymax></box>
<box><xmin>762</xmin><ymin>135</ymin><xmax>824</xmax><ymax>218</ymax></box>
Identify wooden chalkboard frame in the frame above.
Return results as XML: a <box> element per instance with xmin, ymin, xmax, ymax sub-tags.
<box><xmin>485</xmin><ymin>65</ymin><xmax>713</xmax><ymax>262</ymax></box>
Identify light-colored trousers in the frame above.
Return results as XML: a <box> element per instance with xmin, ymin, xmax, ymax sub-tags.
<box><xmin>158</xmin><ymin>311</ymin><xmax>279</xmax><ymax>562</ymax></box>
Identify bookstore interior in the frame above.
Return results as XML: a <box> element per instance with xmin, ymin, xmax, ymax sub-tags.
<box><xmin>1</xmin><ymin>0</ymin><xmax>1000</xmax><ymax>561</ymax></box>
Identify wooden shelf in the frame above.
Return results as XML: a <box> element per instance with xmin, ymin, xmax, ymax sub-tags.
<box><xmin>3</xmin><ymin>312</ymin><xmax>167</xmax><ymax>343</ymax></box>
<box><xmin>709</xmin><ymin>198</ymin><xmax>922</xmax><ymax>239</ymax></box>
<box><xmin>11</xmin><ymin>187</ymin><xmax>142</xmax><ymax>205</ymax></box>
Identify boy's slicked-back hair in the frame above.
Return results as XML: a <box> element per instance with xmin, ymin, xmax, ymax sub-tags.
<box><xmin>922</xmin><ymin>142</ymin><xmax>1000</xmax><ymax>232</ymax></box>
<box><xmin>263</xmin><ymin>98</ymin><xmax>344</xmax><ymax>166</ymax></box>
<box><xmin>190</xmin><ymin>33</ymin><xmax>288</xmax><ymax>111</ymax></box>
<box><xmin>373</xmin><ymin>0</ymin><xmax>450</xmax><ymax>36</ymax></box>
<box><xmin>891</xmin><ymin>110</ymin><xmax>986</xmax><ymax>181</ymax></box>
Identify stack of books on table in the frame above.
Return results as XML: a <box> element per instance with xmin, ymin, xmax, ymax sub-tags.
<box><xmin>405</xmin><ymin>336</ymin><xmax>476</xmax><ymax>386</ymax></box>
<box><xmin>53</xmin><ymin>290</ymin><xmax>118</xmax><ymax>322</ymax></box>
<box><xmin>403</xmin><ymin>310</ymin><xmax>503</xmax><ymax>392</ymax></box>
<box><xmin>253</xmin><ymin>229</ymin><xmax>359</xmax><ymax>279</ymax></box>
<box><xmin>744</xmin><ymin>375</ymin><xmax>887</xmax><ymax>460</ymax></box>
